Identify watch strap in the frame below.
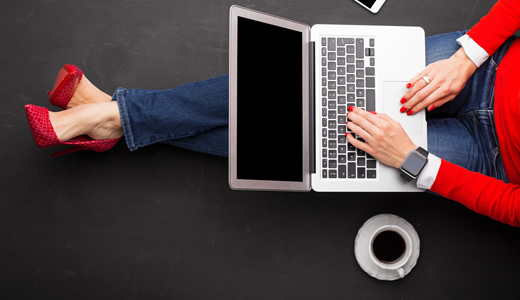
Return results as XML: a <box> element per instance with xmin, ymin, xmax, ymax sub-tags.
<box><xmin>416</xmin><ymin>147</ymin><xmax>428</xmax><ymax>158</ymax></box>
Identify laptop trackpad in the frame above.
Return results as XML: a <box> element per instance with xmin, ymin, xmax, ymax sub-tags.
<box><xmin>383</xmin><ymin>81</ymin><xmax>422</xmax><ymax>135</ymax></box>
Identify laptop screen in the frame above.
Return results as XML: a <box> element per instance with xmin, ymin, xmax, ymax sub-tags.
<box><xmin>236</xmin><ymin>17</ymin><xmax>304</xmax><ymax>182</ymax></box>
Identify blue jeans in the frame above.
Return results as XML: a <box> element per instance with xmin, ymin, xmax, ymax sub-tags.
<box><xmin>113</xmin><ymin>31</ymin><xmax>516</xmax><ymax>181</ymax></box>
<box><xmin>114</xmin><ymin>75</ymin><xmax>229</xmax><ymax>157</ymax></box>
<box><xmin>425</xmin><ymin>31</ymin><xmax>516</xmax><ymax>182</ymax></box>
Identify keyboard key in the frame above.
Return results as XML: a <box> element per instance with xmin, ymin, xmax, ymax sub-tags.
<box><xmin>329</xmin><ymin>169</ymin><xmax>337</xmax><ymax>178</ymax></box>
<box><xmin>366</xmin><ymin>67</ymin><xmax>375</xmax><ymax>76</ymax></box>
<box><xmin>339</xmin><ymin>154</ymin><xmax>347</xmax><ymax>163</ymax></box>
<box><xmin>367</xmin><ymin>159</ymin><xmax>377</xmax><ymax>168</ymax></box>
<box><xmin>327</xmin><ymin>37</ymin><xmax>336</xmax><ymax>51</ymax></box>
<box><xmin>339</xmin><ymin>165</ymin><xmax>347</xmax><ymax>178</ymax></box>
<box><xmin>357</xmin><ymin>167</ymin><xmax>366</xmax><ymax>178</ymax></box>
<box><xmin>348</xmin><ymin>163</ymin><xmax>356</xmax><ymax>178</ymax></box>
<box><xmin>338</xmin><ymin>96</ymin><xmax>346</xmax><ymax>104</ymax></box>
<box><xmin>355</xmin><ymin>38</ymin><xmax>364</xmax><ymax>58</ymax></box>
<box><xmin>329</xmin><ymin>160</ymin><xmax>337</xmax><ymax>168</ymax></box>
<box><xmin>348</xmin><ymin>152</ymin><xmax>356</xmax><ymax>161</ymax></box>
<box><xmin>323</xmin><ymin>169</ymin><xmax>327</xmax><ymax>178</ymax></box>
<box><xmin>366</xmin><ymin>89</ymin><xmax>375</xmax><ymax>111</ymax></box>
<box><xmin>367</xmin><ymin>169</ymin><xmax>377</xmax><ymax>178</ymax></box>
<box><xmin>366</xmin><ymin>77</ymin><xmax>375</xmax><ymax>88</ymax></box>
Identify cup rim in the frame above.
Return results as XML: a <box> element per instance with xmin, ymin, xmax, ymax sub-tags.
<box><xmin>368</xmin><ymin>225</ymin><xmax>413</xmax><ymax>270</ymax></box>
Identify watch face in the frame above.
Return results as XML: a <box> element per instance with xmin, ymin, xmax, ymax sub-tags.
<box><xmin>403</xmin><ymin>151</ymin><xmax>427</xmax><ymax>176</ymax></box>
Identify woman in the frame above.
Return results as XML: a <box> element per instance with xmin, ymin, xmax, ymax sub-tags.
<box><xmin>25</xmin><ymin>0</ymin><xmax>520</xmax><ymax>226</ymax></box>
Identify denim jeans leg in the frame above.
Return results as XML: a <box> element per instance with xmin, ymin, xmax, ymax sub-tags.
<box><xmin>425</xmin><ymin>31</ymin><xmax>516</xmax><ymax>181</ymax></box>
<box><xmin>114</xmin><ymin>74</ymin><xmax>230</xmax><ymax>156</ymax></box>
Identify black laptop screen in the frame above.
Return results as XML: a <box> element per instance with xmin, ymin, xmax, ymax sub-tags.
<box><xmin>237</xmin><ymin>17</ymin><xmax>304</xmax><ymax>182</ymax></box>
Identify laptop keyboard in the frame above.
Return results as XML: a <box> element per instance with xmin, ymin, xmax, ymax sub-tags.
<box><xmin>320</xmin><ymin>36</ymin><xmax>378</xmax><ymax>180</ymax></box>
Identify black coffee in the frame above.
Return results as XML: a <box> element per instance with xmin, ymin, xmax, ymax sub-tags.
<box><xmin>372</xmin><ymin>230</ymin><xmax>406</xmax><ymax>263</ymax></box>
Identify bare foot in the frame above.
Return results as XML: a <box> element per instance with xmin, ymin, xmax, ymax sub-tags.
<box><xmin>67</xmin><ymin>76</ymin><xmax>112</xmax><ymax>109</ymax></box>
<box><xmin>49</xmin><ymin>102</ymin><xmax>123</xmax><ymax>141</ymax></box>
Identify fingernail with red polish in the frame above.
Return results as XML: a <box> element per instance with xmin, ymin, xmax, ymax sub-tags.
<box><xmin>400</xmin><ymin>97</ymin><xmax>407</xmax><ymax>104</ymax></box>
<box><xmin>407</xmin><ymin>110</ymin><xmax>414</xmax><ymax>115</ymax></box>
<box><xmin>370</xmin><ymin>111</ymin><xmax>377</xmax><ymax>114</ymax></box>
<box><xmin>406</xmin><ymin>83</ymin><xmax>412</xmax><ymax>89</ymax></box>
<box><xmin>428</xmin><ymin>105</ymin><xmax>436</xmax><ymax>112</ymax></box>
<box><xmin>400</xmin><ymin>106</ymin><xmax>407</xmax><ymax>113</ymax></box>
<box><xmin>348</xmin><ymin>106</ymin><xmax>355</xmax><ymax>111</ymax></box>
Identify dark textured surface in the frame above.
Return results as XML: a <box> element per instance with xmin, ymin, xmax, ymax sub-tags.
<box><xmin>2</xmin><ymin>0</ymin><xmax>518</xmax><ymax>299</ymax></box>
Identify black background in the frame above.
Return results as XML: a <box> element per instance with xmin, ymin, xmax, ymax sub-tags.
<box><xmin>2</xmin><ymin>0</ymin><xmax>519</xmax><ymax>299</ymax></box>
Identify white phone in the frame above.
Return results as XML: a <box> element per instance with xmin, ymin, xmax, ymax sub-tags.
<box><xmin>352</xmin><ymin>0</ymin><xmax>387</xmax><ymax>13</ymax></box>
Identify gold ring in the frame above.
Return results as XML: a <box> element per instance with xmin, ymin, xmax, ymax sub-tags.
<box><xmin>422</xmin><ymin>75</ymin><xmax>431</xmax><ymax>85</ymax></box>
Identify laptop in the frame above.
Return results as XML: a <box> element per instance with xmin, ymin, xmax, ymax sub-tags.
<box><xmin>228</xmin><ymin>5</ymin><xmax>427</xmax><ymax>192</ymax></box>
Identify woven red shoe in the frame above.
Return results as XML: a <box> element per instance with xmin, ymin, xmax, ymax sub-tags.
<box><xmin>48</xmin><ymin>64</ymin><xmax>83</xmax><ymax>109</ymax></box>
<box><xmin>25</xmin><ymin>104</ymin><xmax>120</xmax><ymax>157</ymax></box>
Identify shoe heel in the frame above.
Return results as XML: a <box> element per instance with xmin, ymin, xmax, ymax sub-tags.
<box><xmin>51</xmin><ymin>147</ymin><xmax>85</xmax><ymax>158</ymax></box>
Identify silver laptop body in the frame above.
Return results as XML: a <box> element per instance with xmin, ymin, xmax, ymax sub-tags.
<box><xmin>229</xmin><ymin>5</ymin><xmax>427</xmax><ymax>192</ymax></box>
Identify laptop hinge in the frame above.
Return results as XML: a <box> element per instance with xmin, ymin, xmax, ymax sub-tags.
<box><xmin>309</xmin><ymin>41</ymin><xmax>316</xmax><ymax>174</ymax></box>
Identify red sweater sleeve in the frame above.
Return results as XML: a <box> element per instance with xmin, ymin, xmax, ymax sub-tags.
<box><xmin>430</xmin><ymin>160</ymin><xmax>520</xmax><ymax>227</ymax></box>
<box><xmin>467</xmin><ymin>0</ymin><xmax>520</xmax><ymax>55</ymax></box>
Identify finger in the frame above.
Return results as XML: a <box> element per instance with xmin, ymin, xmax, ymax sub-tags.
<box><xmin>407</xmin><ymin>82</ymin><xmax>456</xmax><ymax>115</ymax></box>
<box><xmin>346</xmin><ymin>130</ymin><xmax>373</xmax><ymax>154</ymax></box>
<box><xmin>406</xmin><ymin>65</ymin><xmax>432</xmax><ymax>88</ymax></box>
<box><xmin>347</xmin><ymin>107</ymin><xmax>382</xmax><ymax>140</ymax></box>
<box><xmin>424</xmin><ymin>96</ymin><xmax>452</xmax><ymax>112</ymax></box>
<box><xmin>401</xmin><ymin>78</ymin><xmax>439</xmax><ymax>114</ymax></box>
<box><xmin>402</xmin><ymin>73</ymin><xmax>432</xmax><ymax>105</ymax></box>
<box><xmin>346</xmin><ymin>117</ymin><xmax>371</xmax><ymax>143</ymax></box>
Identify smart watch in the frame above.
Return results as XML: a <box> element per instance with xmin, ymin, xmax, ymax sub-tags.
<box><xmin>400</xmin><ymin>147</ymin><xmax>429</xmax><ymax>181</ymax></box>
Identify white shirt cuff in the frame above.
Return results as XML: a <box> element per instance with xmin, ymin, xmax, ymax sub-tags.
<box><xmin>416</xmin><ymin>154</ymin><xmax>442</xmax><ymax>190</ymax></box>
<box><xmin>456</xmin><ymin>34</ymin><xmax>489</xmax><ymax>68</ymax></box>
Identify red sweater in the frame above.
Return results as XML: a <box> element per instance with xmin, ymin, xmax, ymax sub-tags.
<box><xmin>430</xmin><ymin>0</ymin><xmax>520</xmax><ymax>227</ymax></box>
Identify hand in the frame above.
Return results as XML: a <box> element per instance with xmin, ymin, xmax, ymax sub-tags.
<box><xmin>346</xmin><ymin>107</ymin><xmax>417</xmax><ymax>169</ymax></box>
<box><xmin>400</xmin><ymin>47</ymin><xmax>477</xmax><ymax>115</ymax></box>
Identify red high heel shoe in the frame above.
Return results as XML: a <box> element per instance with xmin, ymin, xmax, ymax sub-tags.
<box><xmin>48</xmin><ymin>64</ymin><xmax>83</xmax><ymax>109</ymax></box>
<box><xmin>25</xmin><ymin>104</ymin><xmax>120</xmax><ymax>157</ymax></box>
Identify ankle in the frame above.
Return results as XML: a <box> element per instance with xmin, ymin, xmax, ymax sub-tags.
<box><xmin>67</xmin><ymin>76</ymin><xmax>112</xmax><ymax>108</ymax></box>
